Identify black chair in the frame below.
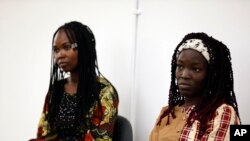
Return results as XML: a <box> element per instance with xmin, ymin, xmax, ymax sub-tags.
<box><xmin>113</xmin><ymin>115</ymin><xmax>133</xmax><ymax>141</ymax></box>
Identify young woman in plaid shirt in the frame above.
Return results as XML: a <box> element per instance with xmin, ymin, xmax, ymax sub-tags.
<box><xmin>150</xmin><ymin>32</ymin><xmax>240</xmax><ymax>141</ymax></box>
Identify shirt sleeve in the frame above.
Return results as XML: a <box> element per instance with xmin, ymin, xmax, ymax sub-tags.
<box><xmin>201</xmin><ymin>104</ymin><xmax>240</xmax><ymax>141</ymax></box>
<box><xmin>149</xmin><ymin>106</ymin><xmax>168</xmax><ymax>141</ymax></box>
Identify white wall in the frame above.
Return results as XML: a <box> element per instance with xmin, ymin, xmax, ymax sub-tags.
<box><xmin>0</xmin><ymin>0</ymin><xmax>250</xmax><ymax>141</ymax></box>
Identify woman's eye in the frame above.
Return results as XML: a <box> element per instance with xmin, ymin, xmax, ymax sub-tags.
<box><xmin>53</xmin><ymin>48</ymin><xmax>59</xmax><ymax>53</ymax></box>
<box><xmin>176</xmin><ymin>64</ymin><xmax>183</xmax><ymax>70</ymax></box>
<box><xmin>63</xmin><ymin>44</ymin><xmax>72</xmax><ymax>50</ymax></box>
<box><xmin>194</xmin><ymin>68</ymin><xmax>200</xmax><ymax>72</ymax></box>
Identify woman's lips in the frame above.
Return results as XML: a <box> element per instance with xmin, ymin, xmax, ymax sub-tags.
<box><xmin>178</xmin><ymin>83</ymin><xmax>191</xmax><ymax>89</ymax></box>
<box><xmin>59</xmin><ymin>62</ymin><xmax>68</xmax><ymax>67</ymax></box>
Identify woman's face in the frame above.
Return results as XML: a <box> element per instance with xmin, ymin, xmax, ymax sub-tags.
<box><xmin>175</xmin><ymin>49</ymin><xmax>208</xmax><ymax>98</ymax></box>
<box><xmin>53</xmin><ymin>30</ymin><xmax>78</xmax><ymax>72</ymax></box>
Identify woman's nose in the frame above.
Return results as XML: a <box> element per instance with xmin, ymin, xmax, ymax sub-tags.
<box><xmin>181</xmin><ymin>69</ymin><xmax>191</xmax><ymax>79</ymax></box>
<box><xmin>55</xmin><ymin>49</ymin><xmax>66</xmax><ymax>59</ymax></box>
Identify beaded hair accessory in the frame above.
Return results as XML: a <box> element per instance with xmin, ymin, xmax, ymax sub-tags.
<box><xmin>176</xmin><ymin>39</ymin><xmax>210</xmax><ymax>63</ymax></box>
<box><xmin>71</xmin><ymin>43</ymin><xmax>78</xmax><ymax>49</ymax></box>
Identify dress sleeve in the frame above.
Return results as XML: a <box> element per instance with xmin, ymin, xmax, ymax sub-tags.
<box><xmin>200</xmin><ymin>104</ymin><xmax>240</xmax><ymax>141</ymax></box>
<box><xmin>86</xmin><ymin>80</ymin><xmax>119</xmax><ymax>141</ymax></box>
<box><xmin>29</xmin><ymin>93</ymin><xmax>57</xmax><ymax>141</ymax></box>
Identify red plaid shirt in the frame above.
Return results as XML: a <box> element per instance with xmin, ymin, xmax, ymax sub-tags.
<box><xmin>179</xmin><ymin>104</ymin><xmax>240</xmax><ymax>141</ymax></box>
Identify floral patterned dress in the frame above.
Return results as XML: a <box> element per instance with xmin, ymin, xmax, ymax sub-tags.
<box><xmin>30</xmin><ymin>76</ymin><xmax>119</xmax><ymax>141</ymax></box>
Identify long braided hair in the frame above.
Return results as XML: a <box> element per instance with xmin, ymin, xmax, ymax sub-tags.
<box><xmin>157</xmin><ymin>32</ymin><xmax>240</xmax><ymax>137</ymax></box>
<box><xmin>46</xmin><ymin>21</ymin><xmax>101</xmax><ymax>129</ymax></box>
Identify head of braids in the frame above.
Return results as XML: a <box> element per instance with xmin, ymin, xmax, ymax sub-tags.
<box><xmin>157</xmin><ymin>32</ymin><xmax>240</xmax><ymax>138</ymax></box>
<box><xmin>46</xmin><ymin>21</ymin><xmax>102</xmax><ymax>129</ymax></box>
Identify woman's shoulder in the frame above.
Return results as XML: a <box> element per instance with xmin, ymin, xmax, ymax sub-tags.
<box><xmin>214</xmin><ymin>103</ymin><xmax>240</xmax><ymax>123</ymax></box>
<box><xmin>216</xmin><ymin>103</ymin><xmax>235</xmax><ymax>113</ymax></box>
<box><xmin>158</xmin><ymin>105</ymin><xmax>169</xmax><ymax>115</ymax></box>
<box><xmin>97</xmin><ymin>76</ymin><xmax>116</xmax><ymax>90</ymax></box>
<box><xmin>206</xmin><ymin>103</ymin><xmax>241</xmax><ymax>126</ymax></box>
<box><xmin>97</xmin><ymin>76</ymin><xmax>118</xmax><ymax>100</ymax></box>
<box><xmin>97</xmin><ymin>76</ymin><xmax>111</xmax><ymax>86</ymax></box>
<box><xmin>158</xmin><ymin>105</ymin><xmax>183</xmax><ymax>115</ymax></box>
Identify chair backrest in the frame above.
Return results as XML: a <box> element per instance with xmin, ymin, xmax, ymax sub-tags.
<box><xmin>113</xmin><ymin>115</ymin><xmax>133</xmax><ymax>141</ymax></box>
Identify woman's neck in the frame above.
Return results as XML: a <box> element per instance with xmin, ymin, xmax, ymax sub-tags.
<box><xmin>183</xmin><ymin>94</ymin><xmax>203</xmax><ymax>108</ymax></box>
<box><xmin>64</xmin><ymin>72</ymin><xmax>79</xmax><ymax>95</ymax></box>
<box><xmin>68</xmin><ymin>71</ymin><xmax>79</xmax><ymax>84</ymax></box>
